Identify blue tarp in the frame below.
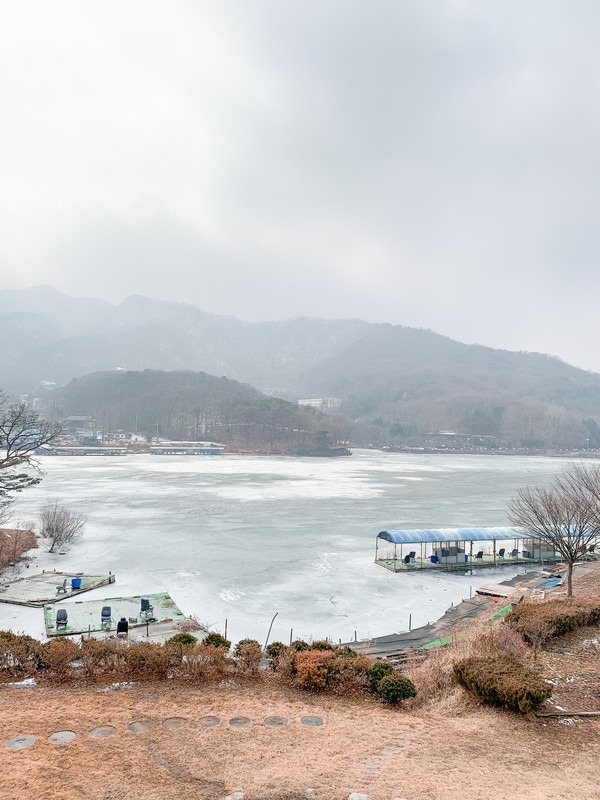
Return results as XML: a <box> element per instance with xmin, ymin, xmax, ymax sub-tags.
<box><xmin>377</xmin><ymin>527</ymin><xmax>526</xmax><ymax>544</ymax></box>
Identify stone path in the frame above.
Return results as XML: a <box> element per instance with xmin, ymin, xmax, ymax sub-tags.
<box><xmin>3</xmin><ymin>713</ymin><xmax>325</xmax><ymax>750</ymax></box>
<box><xmin>5</xmin><ymin>715</ymin><xmax>418</xmax><ymax>798</ymax></box>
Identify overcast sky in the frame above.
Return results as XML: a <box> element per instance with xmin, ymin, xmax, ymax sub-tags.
<box><xmin>2</xmin><ymin>1</ymin><xmax>600</xmax><ymax>371</ymax></box>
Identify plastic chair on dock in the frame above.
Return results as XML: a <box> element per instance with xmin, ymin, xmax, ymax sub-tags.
<box><xmin>408</xmin><ymin>551</ymin><xmax>416</xmax><ymax>562</ymax></box>
<box><xmin>101</xmin><ymin>606</ymin><xmax>112</xmax><ymax>627</ymax></box>
<box><xmin>403</xmin><ymin>554</ymin><xmax>411</xmax><ymax>565</ymax></box>
<box><xmin>510</xmin><ymin>549</ymin><xmax>519</xmax><ymax>558</ymax></box>
<box><xmin>140</xmin><ymin>597</ymin><xmax>154</xmax><ymax>620</ymax></box>
<box><xmin>116</xmin><ymin>618</ymin><xmax>129</xmax><ymax>638</ymax></box>
<box><xmin>56</xmin><ymin>608</ymin><xmax>68</xmax><ymax>629</ymax></box>
<box><xmin>498</xmin><ymin>548</ymin><xmax>505</xmax><ymax>559</ymax></box>
<box><xmin>474</xmin><ymin>551</ymin><xmax>484</xmax><ymax>560</ymax></box>
<box><xmin>56</xmin><ymin>578</ymin><xmax>67</xmax><ymax>595</ymax></box>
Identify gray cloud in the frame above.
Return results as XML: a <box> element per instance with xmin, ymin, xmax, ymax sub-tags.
<box><xmin>2</xmin><ymin>1</ymin><xmax>600</xmax><ymax>369</ymax></box>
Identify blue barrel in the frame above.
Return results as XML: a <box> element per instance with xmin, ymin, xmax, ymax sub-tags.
<box><xmin>71</xmin><ymin>577</ymin><xmax>82</xmax><ymax>590</ymax></box>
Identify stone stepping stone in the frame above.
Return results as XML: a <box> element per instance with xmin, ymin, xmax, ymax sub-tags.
<box><xmin>163</xmin><ymin>717</ymin><xmax>187</xmax><ymax>730</ymax></box>
<box><xmin>89</xmin><ymin>725</ymin><xmax>117</xmax><ymax>738</ymax></box>
<box><xmin>263</xmin><ymin>715</ymin><xmax>288</xmax><ymax>728</ymax></box>
<box><xmin>48</xmin><ymin>730</ymin><xmax>76</xmax><ymax>746</ymax></box>
<box><xmin>127</xmin><ymin>722</ymin><xmax>150</xmax><ymax>734</ymax></box>
<box><xmin>229</xmin><ymin>716</ymin><xmax>251</xmax><ymax>728</ymax></box>
<box><xmin>301</xmin><ymin>715</ymin><xmax>323</xmax><ymax>727</ymax></box>
<box><xmin>6</xmin><ymin>735</ymin><xmax>35</xmax><ymax>751</ymax></box>
<box><xmin>198</xmin><ymin>715</ymin><xmax>221</xmax><ymax>728</ymax></box>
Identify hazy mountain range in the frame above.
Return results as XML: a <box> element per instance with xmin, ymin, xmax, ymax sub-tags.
<box><xmin>3</xmin><ymin>285</ymin><xmax>600</xmax><ymax>449</ymax></box>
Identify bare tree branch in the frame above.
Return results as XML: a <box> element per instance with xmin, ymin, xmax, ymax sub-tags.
<box><xmin>0</xmin><ymin>393</ymin><xmax>58</xmax><ymax>521</ymax></box>
<box><xmin>508</xmin><ymin>463</ymin><xmax>600</xmax><ymax>596</ymax></box>
<box><xmin>38</xmin><ymin>501</ymin><xmax>86</xmax><ymax>553</ymax></box>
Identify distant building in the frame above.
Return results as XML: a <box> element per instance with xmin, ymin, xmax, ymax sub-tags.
<box><xmin>298</xmin><ymin>397</ymin><xmax>342</xmax><ymax>412</ymax></box>
<box><xmin>61</xmin><ymin>415</ymin><xmax>94</xmax><ymax>434</ymax></box>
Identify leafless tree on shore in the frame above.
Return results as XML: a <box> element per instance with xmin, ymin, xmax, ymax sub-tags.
<box><xmin>508</xmin><ymin>463</ymin><xmax>600</xmax><ymax>596</ymax></box>
<box><xmin>0</xmin><ymin>394</ymin><xmax>57</xmax><ymax>522</ymax></box>
<box><xmin>38</xmin><ymin>501</ymin><xmax>86</xmax><ymax>553</ymax></box>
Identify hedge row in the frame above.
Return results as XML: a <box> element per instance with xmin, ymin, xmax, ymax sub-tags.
<box><xmin>0</xmin><ymin>632</ymin><xmax>233</xmax><ymax>683</ymax></box>
<box><xmin>505</xmin><ymin>598</ymin><xmax>600</xmax><ymax>642</ymax></box>
<box><xmin>0</xmin><ymin>631</ymin><xmax>415</xmax><ymax>704</ymax></box>
<box><xmin>453</xmin><ymin>655</ymin><xmax>551</xmax><ymax>714</ymax></box>
<box><xmin>266</xmin><ymin>640</ymin><xmax>416</xmax><ymax>704</ymax></box>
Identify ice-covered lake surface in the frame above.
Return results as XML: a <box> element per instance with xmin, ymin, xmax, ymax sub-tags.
<box><xmin>1</xmin><ymin>450</ymin><xmax>582</xmax><ymax>645</ymax></box>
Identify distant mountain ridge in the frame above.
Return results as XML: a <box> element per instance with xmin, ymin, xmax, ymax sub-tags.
<box><xmin>0</xmin><ymin>286</ymin><xmax>382</xmax><ymax>395</ymax></box>
<box><xmin>3</xmin><ymin>285</ymin><xmax>600</xmax><ymax>449</ymax></box>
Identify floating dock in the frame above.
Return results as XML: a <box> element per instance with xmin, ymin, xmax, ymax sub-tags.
<box><xmin>375</xmin><ymin>527</ymin><xmax>566</xmax><ymax>573</ymax></box>
<box><xmin>44</xmin><ymin>591</ymin><xmax>188</xmax><ymax>639</ymax></box>
<box><xmin>0</xmin><ymin>572</ymin><xmax>115</xmax><ymax>607</ymax></box>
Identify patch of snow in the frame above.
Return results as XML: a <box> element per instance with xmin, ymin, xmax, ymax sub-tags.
<box><xmin>7</xmin><ymin>677</ymin><xmax>36</xmax><ymax>687</ymax></box>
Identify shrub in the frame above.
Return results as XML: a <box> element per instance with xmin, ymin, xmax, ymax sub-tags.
<box><xmin>453</xmin><ymin>655</ymin><xmax>551</xmax><ymax>714</ymax></box>
<box><xmin>368</xmin><ymin>660</ymin><xmax>395</xmax><ymax>692</ymax></box>
<box><xmin>326</xmin><ymin>653</ymin><xmax>371</xmax><ymax>696</ymax></box>
<box><xmin>234</xmin><ymin>639</ymin><xmax>263</xmax><ymax>673</ymax></box>
<box><xmin>167</xmin><ymin>632</ymin><xmax>197</xmax><ymax>648</ymax></box>
<box><xmin>124</xmin><ymin>642</ymin><xmax>170</xmax><ymax>679</ymax></box>
<box><xmin>337</xmin><ymin>646</ymin><xmax>358</xmax><ymax>659</ymax></box>
<box><xmin>376</xmin><ymin>674</ymin><xmax>417</xmax><ymax>704</ymax></box>
<box><xmin>505</xmin><ymin>599</ymin><xmax>600</xmax><ymax>643</ymax></box>
<box><xmin>404</xmin><ymin>623</ymin><xmax>530</xmax><ymax>714</ymax></box>
<box><xmin>79</xmin><ymin>638</ymin><xmax>125</xmax><ymax>681</ymax></box>
<box><xmin>165</xmin><ymin>632</ymin><xmax>199</xmax><ymax>668</ymax></box>
<box><xmin>294</xmin><ymin>649</ymin><xmax>371</xmax><ymax>695</ymax></box>
<box><xmin>310</xmin><ymin>640</ymin><xmax>335</xmax><ymax>651</ymax></box>
<box><xmin>290</xmin><ymin>639</ymin><xmax>309</xmax><ymax>652</ymax></box>
<box><xmin>203</xmin><ymin>632</ymin><xmax>231</xmax><ymax>650</ymax></box>
<box><xmin>265</xmin><ymin>641</ymin><xmax>287</xmax><ymax>666</ymax></box>
<box><xmin>272</xmin><ymin>646</ymin><xmax>298</xmax><ymax>680</ymax></box>
<box><xmin>295</xmin><ymin>649</ymin><xmax>336</xmax><ymax>690</ymax></box>
<box><xmin>183</xmin><ymin>644</ymin><xmax>231</xmax><ymax>682</ymax></box>
<box><xmin>0</xmin><ymin>631</ymin><xmax>44</xmax><ymax>678</ymax></box>
<box><xmin>41</xmin><ymin>638</ymin><xmax>80</xmax><ymax>681</ymax></box>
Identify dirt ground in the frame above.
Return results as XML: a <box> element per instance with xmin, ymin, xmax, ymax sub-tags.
<box><xmin>1</xmin><ymin>564</ymin><xmax>600</xmax><ymax>800</ymax></box>
<box><xmin>1</xmin><ymin>679</ymin><xmax>599</xmax><ymax>800</ymax></box>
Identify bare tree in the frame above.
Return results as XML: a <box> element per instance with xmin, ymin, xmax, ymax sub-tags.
<box><xmin>0</xmin><ymin>394</ymin><xmax>57</xmax><ymax>522</ymax></box>
<box><xmin>508</xmin><ymin>464</ymin><xmax>600</xmax><ymax>596</ymax></box>
<box><xmin>38</xmin><ymin>501</ymin><xmax>86</xmax><ymax>553</ymax></box>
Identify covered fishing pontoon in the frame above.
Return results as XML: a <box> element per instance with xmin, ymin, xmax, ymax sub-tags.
<box><xmin>376</xmin><ymin>527</ymin><xmax>561</xmax><ymax>572</ymax></box>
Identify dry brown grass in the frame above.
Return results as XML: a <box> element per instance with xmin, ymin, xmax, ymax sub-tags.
<box><xmin>0</xmin><ymin>679</ymin><xmax>598</xmax><ymax>800</ymax></box>
<box><xmin>404</xmin><ymin>621</ymin><xmax>530</xmax><ymax>714</ymax></box>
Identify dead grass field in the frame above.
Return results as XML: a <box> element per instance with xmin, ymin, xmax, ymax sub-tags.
<box><xmin>1</xmin><ymin>564</ymin><xmax>600</xmax><ymax>800</ymax></box>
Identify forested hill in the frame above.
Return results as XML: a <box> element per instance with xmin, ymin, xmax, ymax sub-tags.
<box><xmin>45</xmin><ymin>370</ymin><xmax>349</xmax><ymax>452</ymax></box>
<box><xmin>299</xmin><ymin>326</ymin><xmax>600</xmax><ymax>449</ymax></box>
<box><xmin>6</xmin><ymin>286</ymin><xmax>600</xmax><ymax>450</ymax></box>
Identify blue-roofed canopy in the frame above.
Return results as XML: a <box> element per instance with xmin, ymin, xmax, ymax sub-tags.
<box><xmin>377</xmin><ymin>527</ymin><xmax>525</xmax><ymax>545</ymax></box>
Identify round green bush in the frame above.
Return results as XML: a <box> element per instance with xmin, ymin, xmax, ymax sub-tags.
<box><xmin>166</xmin><ymin>633</ymin><xmax>197</xmax><ymax>648</ymax></box>
<box><xmin>265</xmin><ymin>641</ymin><xmax>287</xmax><ymax>660</ymax></box>
<box><xmin>203</xmin><ymin>632</ymin><xmax>231</xmax><ymax>650</ymax></box>
<box><xmin>368</xmin><ymin>660</ymin><xmax>395</xmax><ymax>692</ymax></box>
<box><xmin>290</xmin><ymin>639</ymin><xmax>309</xmax><ymax>652</ymax></box>
<box><xmin>337</xmin><ymin>646</ymin><xmax>359</xmax><ymax>659</ymax></box>
<box><xmin>376</xmin><ymin>674</ymin><xmax>417</xmax><ymax>704</ymax></box>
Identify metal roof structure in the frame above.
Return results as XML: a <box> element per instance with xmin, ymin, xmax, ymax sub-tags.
<box><xmin>377</xmin><ymin>527</ymin><xmax>526</xmax><ymax>545</ymax></box>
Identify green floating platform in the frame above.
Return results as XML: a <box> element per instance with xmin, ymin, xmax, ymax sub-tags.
<box><xmin>45</xmin><ymin>591</ymin><xmax>186</xmax><ymax>637</ymax></box>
